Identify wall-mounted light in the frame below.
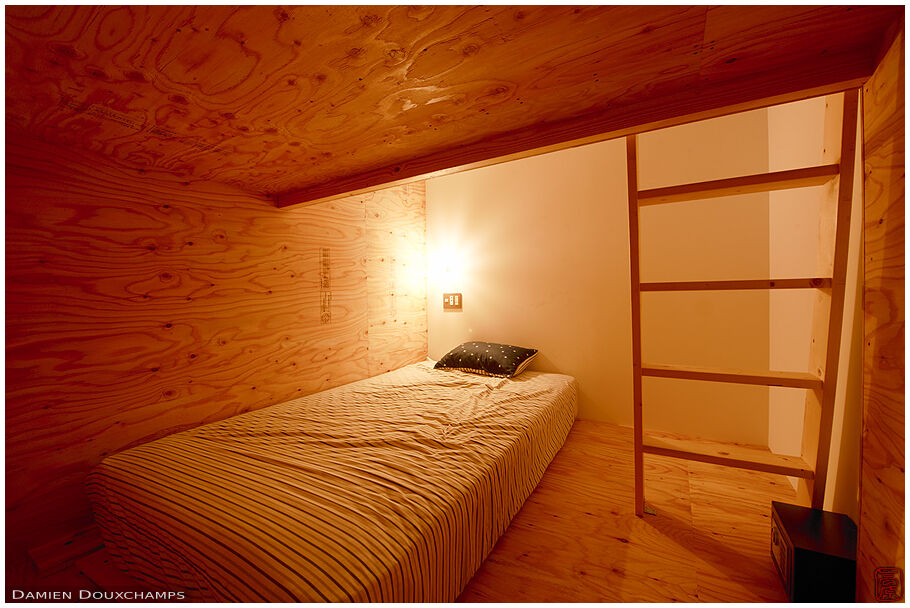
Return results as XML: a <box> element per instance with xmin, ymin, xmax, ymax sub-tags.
<box><xmin>429</xmin><ymin>245</ymin><xmax>465</xmax><ymax>289</ymax></box>
<box><xmin>428</xmin><ymin>231</ymin><xmax>476</xmax><ymax>316</ymax></box>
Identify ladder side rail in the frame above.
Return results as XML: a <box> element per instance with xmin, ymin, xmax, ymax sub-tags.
<box><xmin>627</xmin><ymin>134</ymin><xmax>645</xmax><ymax>517</ymax></box>
<box><xmin>811</xmin><ymin>88</ymin><xmax>860</xmax><ymax>508</ymax></box>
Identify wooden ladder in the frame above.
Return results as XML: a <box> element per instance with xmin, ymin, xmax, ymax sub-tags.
<box><xmin>627</xmin><ymin>89</ymin><xmax>859</xmax><ymax>517</ymax></box>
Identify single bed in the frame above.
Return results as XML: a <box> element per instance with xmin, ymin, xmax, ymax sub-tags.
<box><xmin>87</xmin><ymin>360</ymin><xmax>577</xmax><ymax>601</ymax></box>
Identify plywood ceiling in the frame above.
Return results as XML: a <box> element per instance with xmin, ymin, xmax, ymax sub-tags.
<box><xmin>5</xmin><ymin>5</ymin><xmax>900</xmax><ymax>205</ymax></box>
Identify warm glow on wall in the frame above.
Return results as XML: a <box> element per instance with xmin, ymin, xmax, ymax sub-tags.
<box><xmin>429</xmin><ymin>244</ymin><xmax>465</xmax><ymax>290</ymax></box>
<box><xmin>427</xmin><ymin>230</ymin><xmax>479</xmax><ymax>313</ymax></box>
<box><xmin>398</xmin><ymin>243</ymin><xmax>427</xmax><ymax>297</ymax></box>
<box><xmin>428</xmin><ymin>232</ymin><xmax>481</xmax><ymax>290</ymax></box>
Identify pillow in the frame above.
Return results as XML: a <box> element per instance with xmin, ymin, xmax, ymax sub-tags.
<box><xmin>434</xmin><ymin>341</ymin><xmax>538</xmax><ymax>378</ymax></box>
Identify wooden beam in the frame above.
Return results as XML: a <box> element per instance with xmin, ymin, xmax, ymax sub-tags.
<box><xmin>640</xmin><ymin>278</ymin><xmax>831</xmax><ymax>291</ymax></box>
<box><xmin>637</xmin><ymin>164</ymin><xmax>839</xmax><ymax>206</ymax></box>
<box><xmin>643</xmin><ymin>431</ymin><xmax>815</xmax><ymax>479</ymax></box>
<box><xmin>811</xmin><ymin>88</ymin><xmax>860</xmax><ymax>509</ymax></box>
<box><xmin>277</xmin><ymin>71</ymin><xmax>872</xmax><ymax>208</ymax></box>
<box><xmin>641</xmin><ymin>363</ymin><xmax>823</xmax><ymax>390</ymax></box>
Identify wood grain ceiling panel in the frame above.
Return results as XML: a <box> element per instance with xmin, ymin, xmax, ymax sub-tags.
<box><xmin>699</xmin><ymin>6</ymin><xmax>894</xmax><ymax>82</ymax></box>
<box><xmin>5</xmin><ymin>5</ymin><xmax>900</xmax><ymax>205</ymax></box>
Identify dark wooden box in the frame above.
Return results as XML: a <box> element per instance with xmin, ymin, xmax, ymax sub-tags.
<box><xmin>771</xmin><ymin>501</ymin><xmax>857</xmax><ymax>602</ymax></box>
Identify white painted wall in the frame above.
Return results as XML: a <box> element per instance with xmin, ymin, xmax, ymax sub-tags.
<box><xmin>427</xmin><ymin>109</ymin><xmax>773</xmax><ymax>444</ymax></box>
<box><xmin>636</xmin><ymin>112</ymin><xmax>770</xmax><ymax>445</ymax></box>
<box><xmin>426</xmin><ymin>139</ymin><xmax>633</xmax><ymax>424</ymax></box>
<box><xmin>767</xmin><ymin>98</ymin><xmax>828</xmax><ymax>484</ymax></box>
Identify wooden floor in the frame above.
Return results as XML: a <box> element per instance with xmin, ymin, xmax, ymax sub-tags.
<box><xmin>12</xmin><ymin>420</ymin><xmax>793</xmax><ymax>602</ymax></box>
<box><xmin>457</xmin><ymin>420</ymin><xmax>794</xmax><ymax>602</ymax></box>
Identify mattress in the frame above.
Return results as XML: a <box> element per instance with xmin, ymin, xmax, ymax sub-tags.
<box><xmin>87</xmin><ymin>360</ymin><xmax>577</xmax><ymax>601</ymax></box>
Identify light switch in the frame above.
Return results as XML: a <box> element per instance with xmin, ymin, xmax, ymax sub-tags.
<box><xmin>443</xmin><ymin>292</ymin><xmax>463</xmax><ymax>311</ymax></box>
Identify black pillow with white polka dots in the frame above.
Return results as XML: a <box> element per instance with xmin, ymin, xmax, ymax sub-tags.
<box><xmin>434</xmin><ymin>341</ymin><xmax>539</xmax><ymax>378</ymax></box>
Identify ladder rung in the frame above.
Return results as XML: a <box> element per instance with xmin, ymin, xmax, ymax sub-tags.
<box><xmin>642</xmin><ymin>430</ymin><xmax>815</xmax><ymax>479</ymax></box>
<box><xmin>637</xmin><ymin>164</ymin><xmax>840</xmax><ymax>206</ymax></box>
<box><xmin>640</xmin><ymin>278</ymin><xmax>831</xmax><ymax>291</ymax></box>
<box><xmin>641</xmin><ymin>363</ymin><xmax>823</xmax><ymax>390</ymax></box>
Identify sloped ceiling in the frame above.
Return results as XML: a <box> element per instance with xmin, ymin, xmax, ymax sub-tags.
<box><xmin>5</xmin><ymin>5</ymin><xmax>901</xmax><ymax>205</ymax></box>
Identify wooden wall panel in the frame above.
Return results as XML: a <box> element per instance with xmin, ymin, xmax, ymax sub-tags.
<box><xmin>366</xmin><ymin>182</ymin><xmax>428</xmax><ymax>376</ymax></box>
<box><xmin>858</xmin><ymin>29</ymin><xmax>904</xmax><ymax>601</ymax></box>
<box><xmin>5</xmin><ymin>133</ymin><xmax>426</xmax><ymax>576</ymax></box>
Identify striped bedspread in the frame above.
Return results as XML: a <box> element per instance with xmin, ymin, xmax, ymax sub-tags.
<box><xmin>87</xmin><ymin>361</ymin><xmax>577</xmax><ymax>601</ymax></box>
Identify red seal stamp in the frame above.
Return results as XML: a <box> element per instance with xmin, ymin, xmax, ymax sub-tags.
<box><xmin>875</xmin><ymin>567</ymin><xmax>904</xmax><ymax>601</ymax></box>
